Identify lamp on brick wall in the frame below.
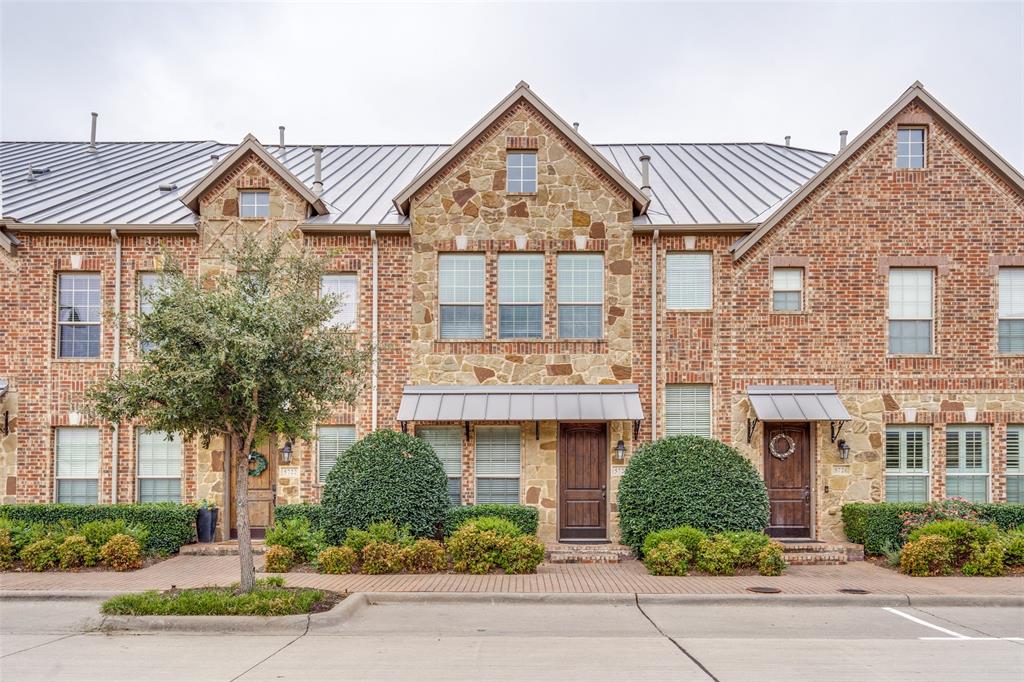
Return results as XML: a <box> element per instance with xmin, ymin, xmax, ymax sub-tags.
<box><xmin>837</xmin><ymin>439</ymin><xmax>850</xmax><ymax>460</ymax></box>
<box><xmin>614</xmin><ymin>439</ymin><xmax>626</xmax><ymax>463</ymax></box>
<box><xmin>280</xmin><ymin>440</ymin><xmax>293</xmax><ymax>464</ymax></box>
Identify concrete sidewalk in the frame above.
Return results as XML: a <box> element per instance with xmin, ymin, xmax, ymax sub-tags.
<box><xmin>1</xmin><ymin>554</ymin><xmax>1022</xmax><ymax>597</ymax></box>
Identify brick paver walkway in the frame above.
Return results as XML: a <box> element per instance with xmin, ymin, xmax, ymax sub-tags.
<box><xmin>2</xmin><ymin>555</ymin><xmax>1022</xmax><ymax>595</ymax></box>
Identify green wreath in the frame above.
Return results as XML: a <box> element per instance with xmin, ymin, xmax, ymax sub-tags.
<box><xmin>247</xmin><ymin>452</ymin><xmax>268</xmax><ymax>477</ymax></box>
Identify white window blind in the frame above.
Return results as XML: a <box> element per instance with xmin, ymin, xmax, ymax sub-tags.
<box><xmin>318</xmin><ymin>426</ymin><xmax>356</xmax><ymax>485</ymax></box>
<box><xmin>946</xmin><ymin>425</ymin><xmax>989</xmax><ymax>503</ymax></box>
<box><xmin>888</xmin><ymin>268</ymin><xmax>933</xmax><ymax>354</ymax></box>
<box><xmin>498</xmin><ymin>254</ymin><xmax>543</xmax><ymax>338</ymax></box>
<box><xmin>885</xmin><ymin>426</ymin><xmax>929</xmax><ymax>502</ymax></box>
<box><xmin>475</xmin><ymin>426</ymin><xmax>520</xmax><ymax>504</ymax></box>
<box><xmin>999</xmin><ymin>268</ymin><xmax>1024</xmax><ymax>354</ymax></box>
<box><xmin>321</xmin><ymin>274</ymin><xmax>358</xmax><ymax>328</ymax></box>
<box><xmin>666</xmin><ymin>253</ymin><xmax>712</xmax><ymax>310</ymax></box>
<box><xmin>665</xmin><ymin>384</ymin><xmax>712</xmax><ymax>437</ymax></box>
<box><xmin>137</xmin><ymin>430</ymin><xmax>182</xmax><ymax>503</ymax></box>
<box><xmin>1007</xmin><ymin>426</ymin><xmax>1023</xmax><ymax>504</ymax></box>
<box><xmin>439</xmin><ymin>254</ymin><xmax>485</xmax><ymax>339</ymax></box>
<box><xmin>56</xmin><ymin>428</ymin><xmax>99</xmax><ymax>504</ymax></box>
<box><xmin>772</xmin><ymin>267</ymin><xmax>803</xmax><ymax>312</ymax></box>
<box><xmin>418</xmin><ymin>427</ymin><xmax>463</xmax><ymax>505</ymax></box>
<box><xmin>557</xmin><ymin>254</ymin><xmax>603</xmax><ymax>339</ymax></box>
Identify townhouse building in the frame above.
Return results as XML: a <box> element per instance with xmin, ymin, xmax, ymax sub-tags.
<box><xmin>1</xmin><ymin>81</ymin><xmax>1021</xmax><ymax>543</ymax></box>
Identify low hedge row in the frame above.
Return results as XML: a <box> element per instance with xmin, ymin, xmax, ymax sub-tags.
<box><xmin>275</xmin><ymin>503</ymin><xmax>539</xmax><ymax>539</ymax></box>
<box><xmin>0</xmin><ymin>504</ymin><xmax>196</xmax><ymax>555</ymax></box>
<box><xmin>842</xmin><ymin>502</ymin><xmax>1024</xmax><ymax>555</ymax></box>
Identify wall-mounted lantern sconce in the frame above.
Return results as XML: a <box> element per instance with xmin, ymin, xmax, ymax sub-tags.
<box><xmin>837</xmin><ymin>439</ymin><xmax>850</xmax><ymax>461</ymax></box>
<box><xmin>455</xmin><ymin>235</ymin><xmax>469</xmax><ymax>251</ymax></box>
<box><xmin>514</xmin><ymin>235</ymin><xmax>528</xmax><ymax>251</ymax></box>
<box><xmin>280</xmin><ymin>441</ymin><xmax>293</xmax><ymax>464</ymax></box>
<box><xmin>614</xmin><ymin>439</ymin><xmax>626</xmax><ymax>463</ymax></box>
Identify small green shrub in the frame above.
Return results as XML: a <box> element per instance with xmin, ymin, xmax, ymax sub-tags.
<box><xmin>642</xmin><ymin>526</ymin><xmax>706</xmax><ymax>559</ymax></box>
<box><xmin>899</xmin><ymin>535</ymin><xmax>954</xmax><ymax>576</ymax></box>
<box><xmin>842</xmin><ymin>502</ymin><xmax>1024</xmax><ymax>555</ymax></box>
<box><xmin>264</xmin><ymin>518</ymin><xmax>326</xmax><ymax>563</ymax></box>
<box><xmin>444</xmin><ymin>504</ymin><xmax>539</xmax><ymax>536</ymax></box>
<box><xmin>343</xmin><ymin>528</ymin><xmax>373</xmax><ymax>555</ymax></box>
<box><xmin>20</xmin><ymin>537</ymin><xmax>60</xmax><ymax>572</ymax></box>
<box><xmin>962</xmin><ymin>542</ymin><xmax>1006</xmax><ymax>577</ymax></box>
<box><xmin>344</xmin><ymin>520</ymin><xmax>413</xmax><ymax>555</ymax></box>
<box><xmin>447</xmin><ymin>525</ymin><xmax>507</xmax><ymax>574</ymax></box>
<box><xmin>643</xmin><ymin>540</ymin><xmax>690</xmax><ymax>576</ymax></box>
<box><xmin>274</xmin><ymin>504</ymin><xmax>325</xmax><ymax>533</ymax></box>
<box><xmin>56</xmin><ymin>535</ymin><xmax>96</xmax><ymax>570</ymax></box>
<box><xmin>975</xmin><ymin>503</ymin><xmax>1024</xmax><ymax>531</ymax></box>
<box><xmin>99</xmin><ymin>534</ymin><xmax>143</xmax><ymax>571</ymax></box>
<box><xmin>757</xmin><ymin>541</ymin><xmax>787</xmax><ymax>576</ymax></box>
<box><xmin>907</xmin><ymin>520</ymin><xmax>1000</xmax><ymax>565</ymax></box>
<box><xmin>401</xmin><ymin>539</ymin><xmax>447</xmax><ymax>573</ymax></box>
<box><xmin>501</xmin><ymin>535</ymin><xmax>545</xmax><ymax>574</ymax></box>
<box><xmin>79</xmin><ymin>519</ymin><xmax>149</xmax><ymax>552</ymax></box>
<box><xmin>101</xmin><ymin>584</ymin><xmax>325</xmax><ymax>616</ymax></box>
<box><xmin>695</xmin><ymin>536</ymin><xmax>740</xmax><ymax>576</ymax></box>
<box><xmin>264</xmin><ymin>545</ymin><xmax>296</xmax><ymax>573</ymax></box>
<box><xmin>1000</xmin><ymin>530</ymin><xmax>1024</xmax><ymax>566</ymax></box>
<box><xmin>0</xmin><ymin>517</ymin><xmax>47</xmax><ymax>554</ymax></box>
<box><xmin>316</xmin><ymin>546</ymin><xmax>358</xmax><ymax>574</ymax></box>
<box><xmin>0</xmin><ymin>528</ymin><xmax>14</xmax><ymax>570</ymax></box>
<box><xmin>880</xmin><ymin>540</ymin><xmax>903</xmax><ymax>568</ymax></box>
<box><xmin>718</xmin><ymin>531</ymin><xmax>771</xmax><ymax>568</ymax></box>
<box><xmin>361</xmin><ymin>541</ymin><xmax>405</xmax><ymax>574</ymax></box>
<box><xmin>460</xmin><ymin>516</ymin><xmax>522</xmax><ymax>537</ymax></box>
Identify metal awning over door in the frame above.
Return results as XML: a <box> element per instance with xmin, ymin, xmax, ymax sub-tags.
<box><xmin>745</xmin><ymin>385</ymin><xmax>851</xmax><ymax>443</ymax></box>
<box><xmin>397</xmin><ymin>384</ymin><xmax>644</xmax><ymax>423</ymax></box>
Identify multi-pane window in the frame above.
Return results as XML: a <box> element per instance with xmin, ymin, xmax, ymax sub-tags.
<box><xmin>475</xmin><ymin>426</ymin><xmax>520</xmax><ymax>504</ymax></box>
<box><xmin>418</xmin><ymin>427</ymin><xmax>463</xmax><ymax>505</ymax></box>
<box><xmin>57</xmin><ymin>273</ymin><xmax>101</xmax><ymax>358</ymax></box>
<box><xmin>239</xmin><ymin>190</ymin><xmax>270</xmax><ymax>218</ymax></box>
<box><xmin>1007</xmin><ymin>426</ymin><xmax>1023</xmax><ymax>504</ymax></box>
<box><xmin>557</xmin><ymin>254</ymin><xmax>603</xmax><ymax>339</ymax></box>
<box><xmin>506</xmin><ymin>152</ymin><xmax>537</xmax><ymax>193</ymax></box>
<box><xmin>439</xmin><ymin>254</ymin><xmax>485</xmax><ymax>339</ymax></box>
<box><xmin>896</xmin><ymin>127</ymin><xmax>926</xmax><ymax>169</ymax></box>
<box><xmin>772</xmin><ymin>268</ymin><xmax>804</xmax><ymax>312</ymax></box>
<box><xmin>885</xmin><ymin>426</ymin><xmax>929</xmax><ymax>502</ymax></box>
<box><xmin>888</xmin><ymin>268</ymin><xmax>933</xmax><ymax>354</ymax></box>
<box><xmin>317</xmin><ymin>426</ymin><xmax>356</xmax><ymax>485</ymax></box>
<box><xmin>137</xmin><ymin>430</ymin><xmax>182</xmax><ymax>503</ymax></box>
<box><xmin>946</xmin><ymin>425</ymin><xmax>989</xmax><ymax>503</ymax></box>
<box><xmin>498</xmin><ymin>254</ymin><xmax>543</xmax><ymax>339</ymax></box>
<box><xmin>665</xmin><ymin>384</ymin><xmax>712</xmax><ymax>437</ymax></box>
<box><xmin>666</xmin><ymin>253</ymin><xmax>712</xmax><ymax>310</ymax></box>
<box><xmin>55</xmin><ymin>428</ymin><xmax>99</xmax><ymax>504</ymax></box>
<box><xmin>139</xmin><ymin>272</ymin><xmax>168</xmax><ymax>353</ymax></box>
<box><xmin>321</xmin><ymin>274</ymin><xmax>358</xmax><ymax>329</ymax></box>
<box><xmin>999</xmin><ymin>267</ymin><xmax>1024</xmax><ymax>354</ymax></box>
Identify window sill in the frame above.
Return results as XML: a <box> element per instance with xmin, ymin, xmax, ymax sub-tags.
<box><xmin>240</xmin><ymin>216</ymin><xmax>269</xmax><ymax>221</ymax></box>
<box><xmin>769</xmin><ymin>310</ymin><xmax>808</xmax><ymax>315</ymax></box>
<box><xmin>53</xmin><ymin>357</ymin><xmax>108</xmax><ymax>363</ymax></box>
<box><xmin>506</xmin><ymin>192</ymin><xmax>537</xmax><ymax>197</ymax></box>
<box><xmin>666</xmin><ymin>308</ymin><xmax>713</xmax><ymax>313</ymax></box>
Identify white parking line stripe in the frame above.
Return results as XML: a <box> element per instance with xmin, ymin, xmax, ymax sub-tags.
<box><xmin>883</xmin><ymin>608</ymin><xmax>1024</xmax><ymax>642</ymax></box>
<box><xmin>882</xmin><ymin>607</ymin><xmax>970</xmax><ymax>639</ymax></box>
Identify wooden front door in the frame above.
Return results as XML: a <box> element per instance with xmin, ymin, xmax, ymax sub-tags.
<box><xmin>558</xmin><ymin>423</ymin><xmax>608</xmax><ymax>540</ymax></box>
<box><xmin>763</xmin><ymin>423</ymin><xmax>812</xmax><ymax>538</ymax></box>
<box><xmin>230</xmin><ymin>438</ymin><xmax>277</xmax><ymax>539</ymax></box>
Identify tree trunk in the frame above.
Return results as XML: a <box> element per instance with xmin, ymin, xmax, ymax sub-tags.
<box><xmin>235</xmin><ymin>441</ymin><xmax>256</xmax><ymax>593</ymax></box>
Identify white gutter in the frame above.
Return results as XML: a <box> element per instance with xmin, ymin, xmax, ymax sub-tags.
<box><xmin>650</xmin><ymin>229</ymin><xmax>659</xmax><ymax>441</ymax></box>
<box><xmin>370</xmin><ymin>229</ymin><xmax>379</xmax><ymax>431</ymax></box>
<box><xmin>110</xmin><ymin>228</ymin><xmax>122</xmax><ymax>503</ymax></box>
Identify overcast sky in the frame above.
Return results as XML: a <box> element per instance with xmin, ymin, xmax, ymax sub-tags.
<box><xmin>2</xmin><ymin>1</ymin><xmax>1022</xmax><ymax>167</ymax></box>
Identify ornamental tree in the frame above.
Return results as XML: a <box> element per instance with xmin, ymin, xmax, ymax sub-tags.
<box><xmin>88</xmin><ymin>235</ymin><xmax>371</xmax><ymax>592</ymax></box>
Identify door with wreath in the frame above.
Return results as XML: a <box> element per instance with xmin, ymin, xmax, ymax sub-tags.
<box><xmin>229</xmin><ymin>437</ymin><xmax>277</xmax><ymax>539</ymax></box>
<box><xmin>762</xmin><ymin>423</ymin><xmax>811</xmax><ymax>538</ymax></box>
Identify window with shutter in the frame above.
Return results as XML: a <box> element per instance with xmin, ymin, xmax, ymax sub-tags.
<box><xmin>1005</xmin><ymin>426</ymin><xmax>1022</xmax><ymax>504</ymax></box>
<box><xmin>137</xmin><ymin>430</ymin><xmax>182</xmax><ymax>503</ymax></box>
<box><xmin>884</xmin><ymin>426</ymin><xmax>929</xmax><ymax>502</ymax></box>
<box><xmin>439</xmin><ymin>254</ymin><xmax>485</xmax><ymax>339</ymax></box>
<box><xmin>945</xmin><ymin>425</ymin><xmax>989</xmax><ymax>502</ymax></box>
<box><xmin>998</xmin><ymin>268</ymin><xmax>1024</xmax><ymax>354</ymax></box>
<box><xmin>55</xmin><ymin>428</ymin><xmax>99</xmax><ymax>504</ymax></box>
<box><xmin>318</xmin><ymin>426</ymin><xmax>356</xmax><ymax>485</ymax></box>
<box><xmin>888</xmin><ymin>268</ymin><xmax>933</xmax><ymax>354</ymax></box>
<box><xmin>557</xmin><ymin>254</ymin><xmax>603</xmax><ymax>339</ymax></box>
<box><xmin>666</xmin><ymin>253</ymin><xmax>712</xmax><ymax>310</ymax></box>
<box><xmin>418</xmin><ymin>427</ymin><xmax>463</xmax><ymax>505</ymax></box>
<box><xmin>665</xmin><ymin>385</ymin><xmax>712</xmax><ymax>437</ymax></box>
<box><xmin>498</xmin><ymin>254</ymin><xmax>543</xmax><ymax>338</ymax></box>
<box><xmin>475</xmin><ymin>426</ymin><xmax>520</xmax><ymax>504</ymax></box>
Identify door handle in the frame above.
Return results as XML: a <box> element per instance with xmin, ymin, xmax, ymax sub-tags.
<box><xmin>601</xmin><ymin>484</ymin><xmax>607</xmax><ymax>500</ymax></box>
<box><xmin>802</xmin><ymin>488</ymin><xmax>810</xmax><ymax>501</ymax></box>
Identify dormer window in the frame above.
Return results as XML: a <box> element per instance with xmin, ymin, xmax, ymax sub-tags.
<box><xmin>240</xmin><ymin>190</ymin><xmax>270</xmax><ymax>218</ymax></box>
<box><xmin>896</xmin><ymin>127</ymin><xmax>926</xmax><ymax>169</ymax></box>
<box><xmin>506</xmin><ymin>152</ymin><xmax>537</xmax><ymax>193</ymax></box>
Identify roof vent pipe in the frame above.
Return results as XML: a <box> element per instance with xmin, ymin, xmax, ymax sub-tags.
<box><xmin>572</xmin><ymin>122</ymin><xmax>580</xmax><ymax>133</ymax></box>
<box><xmin>88</xmin><ymin>112</ymin><xmax>98</xmax><ymax>152</ymax></box>
<box><xmin>784</xmin><ymin>135</ymin><xmax>791</xmax><ymax>147</ymax></box>
<box><xmin>312</xmin><ymin>146</ymin><xmax>324</xmax><ymax>195</ymax></box>
<box><xmin>639</xmin><ymin>154</ymin><xmax>652</xmax><ymax>197</ymax></box>
<box><xmin>839</xmin><ymin>129</ymin><xmax>849</xmax><ymax>151</ymax></box>
<box><xmin>279</xmin><ymin>126</ymin><xmax>285</xmax><ymax>147</ymax></box>
<box><xmin>210</xmin><ymin>154</ymin><xmax>219</xmax><ymax>167</ymax></box>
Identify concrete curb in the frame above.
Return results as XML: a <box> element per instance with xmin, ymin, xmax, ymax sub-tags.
<box><xmin>638</xmin><ymin>593</ymin><xmax>1024</xmax><ymax>608</ymax></box>
<box><xmin>0</xmin><ymin>590</ymin><xmax>123</xmax><ymax>601</ymax></box>
<box><xmin>363</xmin><ymin>592</ymin><xmax>636</xmax><ymax>606</ymax></box>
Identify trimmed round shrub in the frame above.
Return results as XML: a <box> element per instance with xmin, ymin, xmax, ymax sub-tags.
<box><xmin>316</xmin><ymin>546</ymin><xmax>358</xmax><ymax>575</ymax></box>
<box><xmin>99</xmin><ymin>534</ymin><xmax>143</xmax><ymax>572</ymax></box>
<box><xmin>321</xmin><ymin>430</ymin><xmax>450</xmax><ymax>543</ymax></box>
<box><xmin>907</xmin><ymin>520</ymin><xmax>999</xmax><ymax>565</ymax></box>
<box><xmin>57</xmin><ymin>535</ymin><xmax>96</xmax><ymax>570</ymax></box>
<box><xmin>642</xmin><ymin>526</ymin><xmax>706</xmax><ymax>559</ymax></box>
<box><xmin>1001</xmin><ymin>530</ymin><xmax>1024</xmax><ymax>566</ymax></box>
<box><xmin>20</xmin><ymin>537</ymin><xmax>60</xmax><ymax>572</ymax></box>
<box><xmin>501</xmin><ymin>536</ymin><xmax>545</xmax><ymax>574</ymax></box>
<box><xmin>401</xmin><ymin>539</ymin><xmax>447</xmax><ymax>573</ymax></box>
<box><xmin>899</xmin><ymin>535</ymin><xmax>954</xmax><ymax>576</ymax></box>
<box><xmin>757</xmin><ymin>541</ymin><xmax>787</xmax><ymax>576</ymax></box>
<box><xmin>718</xmin><ymin>531</ymin><xmax>772</xmax><ymax>568</ymax></box>
<box><xmin>361</xmin><ymin>542</ymin><xmax>404</xmax><ymax>574</ymax></box>
<box><xmin>344</xmin><ymin>521</ymin><xmax>413</xmax><ymax>555</ymax></box>
<box><xmin>443</xmin><ymin>504</ymin><xmax>539</xmax><ymax>536</ymax></box>
<box><xmin>962</xmin><ymin>542</ymin><xmax>1006</xmax><ymax>577</ymax></box>
<box><xmin>460</xmin><ymin>516</ymin><xmax>523</xmax><ymax>537</ymax></box>
<box><xmin>447</xmin><ymin>525</ymin><xmax>507</xmax><ymax>574</ymax></box>
<box><xmin>264</xmin><ymin>518</ymin><xmax>326</xmax><ymax>563</ymax></box>
<box><xmin>79</xmin><ymin>519</ymin><xmax>149</xmax><ymax>553</ymax></box>
<box><xmin>643</xmin><ymin>540</ymin><xmax>690</xmax><ymax>576</ymax></box>
<box><xmin>264</xmin><ymin>545</ymin><xmax>296</xmax><ymax>573</ymax></box>
<box><xmin>695</xmin><ymin>536</ymin><xmax>740</xmax><ymax>576</ymax></box>
<box><xmin>617</xmin><ymin>436</ymin><xmax>770</xmax><ymax>552</ymax></box>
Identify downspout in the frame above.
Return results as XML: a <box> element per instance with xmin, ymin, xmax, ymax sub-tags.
<box><xmin>370</xmin><ymin>229</ymin><xmax>379</xmax><ymax>431</ymax></box>
<box><xmin>650</xmin><ymin>229</ymin><xmax>659</xmax><ymax>441</ymax></box>
<box><xmin>110</xmin><ymin>228</ymin><xmax>122</xmax><ymax>503</ymax></box>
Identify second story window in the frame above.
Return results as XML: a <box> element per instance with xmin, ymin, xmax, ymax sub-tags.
<box><xmin>321</xmin><ymin>274</ymin><xmax>357</xmax><ymax>329</ymax></box>
<box><xmin>999</xmin><ymin>267</ymin><xmax>1024</xmax><ymax>354</ymax></box>
<box><xmin>139</xmin><ymin>272</ymin><xmax>168</xmax><ymax>353</ymax></box>
<box><xmin>57</xmin><ymin>273</ymin><xmax>101</xmax><ymax>358</ymax></box>
<box><xmin>557</xmin><ymin>254</ymin><xmax>603</xmax><ymax>339</ymax></box>
<box><xmin>666</xmin><ymin>253</ymin><xmax>712</xmax><ymax>310</ymax></box>
<box><xmin>239</xmin><ymin>190</ymin><xmax>270</xmax><ymax>218</ymax></box>
<box><xmin>772</xmin><ymin>267</ymin><xmax>804</xmax><ymax>312</ymax></box>
<box><xmin>498</xmin><ymin>254</ymin><xmax>543</xmax><ymax>339</ymax></box>
<box><xmin>439</xmin><ymin>254</ymin><xmax>485</xmax><ymax>339</ymax></box>
<box><xmin>888</xmin><ymin>268</ymin><xmax>933</xmax><ymax>355</ymax></box>
<box><xmin>896</xmin><ymin>127</ymin><xmax>926</xmax><ymax>169</ymax></box>
<box><xmin>506</xmin><ymin>152</ymin><xmax>537</xmax><ymax>193</ymax></box>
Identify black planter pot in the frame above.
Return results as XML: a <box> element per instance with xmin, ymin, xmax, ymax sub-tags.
<box><xmin>197</xmin><ymin>507</ymin><xmax>219</xmax><ymax>543</ymax></box>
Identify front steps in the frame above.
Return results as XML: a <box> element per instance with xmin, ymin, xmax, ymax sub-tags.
<box><xmin>180</xmin><ymin>541</ymin><xmax>267</xmax><ymax>556</ymax></box>
<box><xmin>781</xmin><ymin>541</ymin><xmax>864</xmax><ymax>566</ymax></box>
<box><xmin>545</xmin><ymin>542</ymin><xmax>635</xmax><ymax>564</ymax></box>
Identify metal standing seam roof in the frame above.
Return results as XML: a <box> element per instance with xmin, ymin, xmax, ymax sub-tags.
<box><xmin>0</xmin><ymin>140</ymin><xmax>831</xmax><ymax>227</ymax></box>
<box><xmin>746</xmin><ymin>385</ymin><xmax>852</xmax><ymax>422</ymax></box>
<box><xmin>397</xmin><ymin>384</ymin><xmax>645</xmax><ymax>422</ymax></box>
